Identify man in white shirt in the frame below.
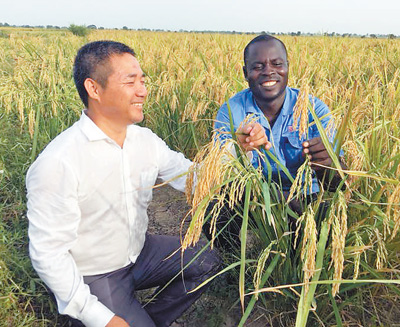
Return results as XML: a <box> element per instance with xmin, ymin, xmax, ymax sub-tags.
<box><xmin>26</xmin><ymin>41</ymin><xmax>219</xmax><ymax>327</ymax></box>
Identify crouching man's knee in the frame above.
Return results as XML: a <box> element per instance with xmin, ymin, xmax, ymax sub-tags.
<box><xmin>182</xmin><ymin>242</ymin><xmax>221</xmax><ymax>289</ymax></box>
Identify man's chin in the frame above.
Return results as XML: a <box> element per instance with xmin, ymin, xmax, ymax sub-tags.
<box><xmin>131</xmin><ymin>114</ymin><xmax>144</xmax><ymax>124</ymax></box>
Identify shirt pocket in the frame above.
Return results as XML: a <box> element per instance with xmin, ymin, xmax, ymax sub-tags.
<box><xmin>139</xmin><ymin>167</ymin><xmax>159</xmax><ymax>206</ymax></box>
<box><xmin>282</xmin><ymin>132</ymin><xmax>304</xmax><ymax>170</ymax></box>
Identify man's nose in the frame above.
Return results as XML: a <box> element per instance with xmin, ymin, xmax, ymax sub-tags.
<box><xmin>137</xmin><ymin>84</ymin><xmax>148</xmax><ymax>97</ymax></box>
<box><xmin>261</xmin><ymin>63</ymin><xmax>275</xmax><ymax>75</ymax></box>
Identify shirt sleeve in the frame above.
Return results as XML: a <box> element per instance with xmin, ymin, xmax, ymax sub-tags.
<box><xmin>214</xmin><ymin>102</ymin><xmax>233</xmax><ymax>143</ymax></box>
<box><xmin>150</xmin><ymin>133</ymin><xmax>193</xmax><ymax>192</ymax></box>
<box><xmin>26</xmin><ymin>155</ymin><xmax>114</xmax><ymax>327</ymax></box>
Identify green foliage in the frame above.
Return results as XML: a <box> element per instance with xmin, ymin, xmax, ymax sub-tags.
<box><xmin>68</xmin><ymin>24</ymin><xmax>90</xmax><ymax>37</ymax></box>
<box><xmin>0</xmin><ymin>29</ymin><xmax>9</xmax><ymax>38</ymax></box>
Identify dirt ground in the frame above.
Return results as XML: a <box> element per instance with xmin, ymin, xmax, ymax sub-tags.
<box><xmin>146</xmin><ymin>182</ymin><xmax>268</xmax><ymax>327</ymax></box>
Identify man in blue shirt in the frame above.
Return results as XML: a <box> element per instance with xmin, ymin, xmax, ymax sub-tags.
<box><xmin>204</xmin><ymin>34</ymin><xmax>344</xmax><ymax>248</ymax></box>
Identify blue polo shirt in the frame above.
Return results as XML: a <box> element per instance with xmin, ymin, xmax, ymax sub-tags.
<box><xmin>215</xmin><ymin>87</ymin><xmax>337</xmax><ymax>194</ymax></box>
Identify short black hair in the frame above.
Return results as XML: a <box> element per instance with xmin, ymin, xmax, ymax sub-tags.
<box><xmin>73</xmin><ymin>40</ymin><xmax>136</xmax><ymax>108</ymax></box>
<box><xmin>243</xmin><ymin>34</ymin><xmax>287</xmax><ymax>66</ymax></box>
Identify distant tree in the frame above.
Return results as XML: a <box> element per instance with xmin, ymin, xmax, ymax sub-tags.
<box><xmin>4</xmin><ymin>22</ymin><xmax>10</xmax><ymax>27</ymax></box>
<box><xmin>370</xmin><ymin>34</ymin><xmax>377</xmax><ymax>39</ymax></box>
<box><xmin>46</xmin><ymin>25</ymin><xmax>53</xmax><ymax>29</ymax></box>
<box><xmin>388</xmin><ymin>34</ymin><xmax>396</xmax><ymax>39</ymax></box>
<box><xmin>87</xmin><ymin>25</ymin><xmax>97</xmax><ymax>29</ymax></box>
<box><xmin>122</xmin><ymin>26</ymin><xmax>128</xmax><ymax>30</ymax></box>
<box><xmin>99</xmin><ymin>27</ymin><xmax>105</xmax><ymax>30</ymax></box>
<box><xmin>68</xmin><ymin>24</ymin><xmax>90</xmax><ymax>37</ymax></box>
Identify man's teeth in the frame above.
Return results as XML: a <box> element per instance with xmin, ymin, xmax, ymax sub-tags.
<box><xmin>133</xmin><ymin>104</ymin><xmax>143</xmax><ymax>107</ymax></box>
<box><xmin>262</xmin><ymin>81</ymin><xmax>277</xmax><ymax>87</ymax></box>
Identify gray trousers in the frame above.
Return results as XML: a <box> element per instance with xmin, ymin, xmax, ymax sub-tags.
<box><xmin>69</xmin><ymin>234</ymin><xmax>219</xmax><ymax>327</ymax></box>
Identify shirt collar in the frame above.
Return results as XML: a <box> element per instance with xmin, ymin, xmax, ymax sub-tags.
<box><xmin>78</xmin><ymin>110</ymin><xmax>111</xmax><ymax>142</ymax></box>
<box><xmin>245</xmin><ymin>87</ymin><xmax>292</xmax><ymax>117</ymax></box>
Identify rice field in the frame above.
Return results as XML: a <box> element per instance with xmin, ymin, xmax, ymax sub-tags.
<box><xmin>1</xmin><ymin>27</ymin><xmax>400</xmax><ymax>326</ymax></box>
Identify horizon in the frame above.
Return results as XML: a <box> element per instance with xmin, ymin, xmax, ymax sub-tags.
<box><xmin>0</xmin><ymin>23</ymin><xmax>397</xmax><ymax>38</ymax></box>
<box><xmin>1</xmin><ymin>0</ymin><xmax>399</xmax><ymax>36</ymax></box>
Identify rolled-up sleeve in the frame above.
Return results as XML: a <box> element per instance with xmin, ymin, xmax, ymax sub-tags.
<box><xmin>26</xmin><ymin>155</ymin><xmax>114</xmax><ymax>327</ymax></box>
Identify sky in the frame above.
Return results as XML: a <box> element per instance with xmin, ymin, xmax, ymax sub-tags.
<box><xmin>1</xmin><ymin>0</ymin><xmax>399</xmax><ymax>36</ymax></box>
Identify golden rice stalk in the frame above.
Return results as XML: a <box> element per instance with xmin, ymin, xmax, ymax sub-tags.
<box><xmin>28</xmin><ymin>108</ymin><xmax>35</xmax><ymax>138</ymax></box>
<box><xmin>325</xmin><ymin>116</ymin><xmax>336</xmax><ymax>140</ymax></box>
<box><xmin>183</xmin><ymin>139</ymin><xmax>231</xmax><ymax>250</ymax></box>
<box><xmin>170</xmin><ymin>93</ymin><xmax>178</xmax><ymax>112</ymax></box>
<box><xmin>329</xmin><ymin>190</ymin><xmax>348</xmax><ymax>296</ymax></box>
<box><xmin>343</xmin><ymin>140</ymin><xmax>364</xmax><ymax>173</ymax></box>
<box><xmin>253</xmin><ymin>242</ymin><xmax>276</xmax><ymax>300</ymax></box>
<box><xmin>18</xmin><ymin>96</ymin><xmax>25</xmax><ymax>125</ymax></box>
<box><xmin>374</xmin><ymin>228</ymin><xmax>388</xmax><ymax>270</ymax></box>
<box><xmin>287</xmin><ymin>157</ymin><xmax>313</xmax><ymax>203</ymax></box>
<box><xmin>182</xmin><ymin>100</ymin><xmax>211</xmax><ymax>122</ymax></box>
<box><xmin>183</xmin><ymin>131</ymin><xmax>262</xmax><ymax>250</ymax></box>
<box><xmin>236</xmin><ymin>113</ymin><xmax>260</xmax><ymax>132</ymax></box>
<box><xmin>387</xmin><ymin>182</ymin><xmax>400</xmax><ymax>240</ymax></box>
<box><xmin>353</xmin><ymin>232</ymin><xmax>364</xmax><ymax>280</ymax></box>
<box><xmin>292</xmin><ymin>77</ymin><xmax>310</xmax><ymax>139</ymax></box>
<box><xmin>295</xmin><ymin>204</ymin><xmax>317</xmax><ymax>294</ymax></box>
<box><xmin>387</xmin><ymin>68</ymin><xmax>399</xmax><ymax>103</ymax></box>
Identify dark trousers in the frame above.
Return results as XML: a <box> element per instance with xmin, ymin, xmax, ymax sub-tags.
<box><xmin>69</xmin><ymin>234</ymin><xmax>219</xmax><ymax>327</ymax></box>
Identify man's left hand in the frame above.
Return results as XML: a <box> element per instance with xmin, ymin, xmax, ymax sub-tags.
<box><xmin>302</xmin><ymin>136</ymin><xmax>332</xmax><ymax>171</ymax></box>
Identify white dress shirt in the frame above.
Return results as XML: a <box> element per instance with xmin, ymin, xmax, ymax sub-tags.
<box><xmin>26</xmin><ymin>112</ymin><xmax>192</xmax><ymax>327</ymax></box>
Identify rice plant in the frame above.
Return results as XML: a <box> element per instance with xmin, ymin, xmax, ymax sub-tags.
<box><xmin>1</xmin><ymin>28</ymin><xmax>400</xmax><ymax>325</ymax></box>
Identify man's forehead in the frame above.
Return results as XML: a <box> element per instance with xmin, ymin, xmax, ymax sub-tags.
<box><xmin>248</xmin><ymin>39</ymin><xmax>286</xmax><ymax>56</ymax></box>
<box><xmin>108</xmin><ymin>53</ymin><xmax>144</xmax><ymax>75</ymax></box>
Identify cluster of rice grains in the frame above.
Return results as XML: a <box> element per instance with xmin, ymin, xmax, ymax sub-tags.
<box><xmin>182</xmin><ymin>136</ymin><xmax>263</xmax><ymax>250</ymax></box>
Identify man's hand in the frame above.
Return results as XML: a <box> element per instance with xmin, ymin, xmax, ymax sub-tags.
<box><xmin>303</xmin><ymin>136</ymin><xmax>347</xmax><ymax>191</ymax></box>
<box><xmin>236</xmin><ymin>123</ymin><xmax>272</xmax><ymax>152</ymax></box>
<box><xmin>106</xmin><ymin>315</ymin><xmax>129</xmax><ymax>327</ymax></box>
<box><xmin>302</xmin><ymin>136</ymin><xmax>332</xmax><ymax>171</ymax></box>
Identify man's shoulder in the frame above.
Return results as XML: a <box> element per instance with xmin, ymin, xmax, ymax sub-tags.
<box><xmin>218</xmin><ymin>89</ymin><xmax>251</xmax><ymax>113</ymax></box>
<box><xmin>31</xmin><ymin>122</ymin><xmax>83</xmax><ymax>166</ymax></box>
<box><xmin>228</xmin><ymin>88</ymin><xmax>251</xmax><ymax>105</ymax></box>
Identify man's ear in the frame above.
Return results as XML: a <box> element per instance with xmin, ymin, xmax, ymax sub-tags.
<box><xmin>84</xmin><ymin>78</ymin><xmax>101</xmax><ymax>102</ymax></box>
<box><xmin>243</xmin><ymin>65</ymin><xmax>248</xmax><ymax>81</ymax></box>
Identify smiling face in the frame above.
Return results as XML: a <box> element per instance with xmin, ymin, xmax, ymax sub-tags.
<box><xmin>243</xmin><ymin>39</ymin><xmax>289</xmax><ymax>113</ymax></box>
<box><xmin>96</xmin><ymin>53</ymin><xmax>147</xmax><ymax>126</ymax></box>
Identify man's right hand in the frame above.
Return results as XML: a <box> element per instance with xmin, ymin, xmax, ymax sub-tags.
<box><xmin>106</xmin><ymin>315</ymin><xmax>129</xmax><ymax>327</ymax></box>
<box><xmin>236</xmin><ymin>123</ymin><xmax>271</xmax><ymax>152</ymax></box>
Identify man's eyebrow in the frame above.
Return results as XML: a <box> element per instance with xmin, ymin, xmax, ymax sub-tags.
<box><xmin>126</xmin><ymin>73</ymin><xmax>146</xmax><ymax>78</ymax></box>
